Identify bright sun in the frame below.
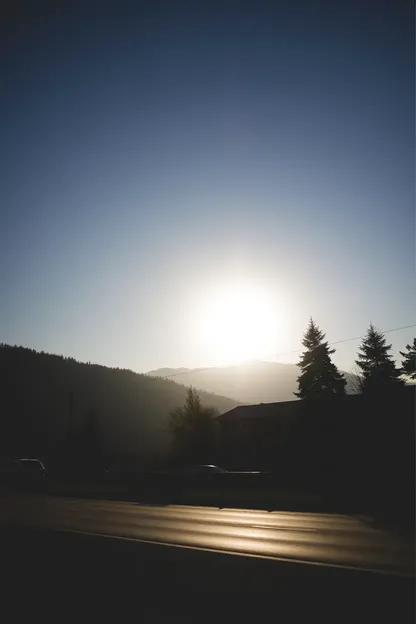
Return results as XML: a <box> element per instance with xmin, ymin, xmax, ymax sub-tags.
<box><xmin>197</xmin><ymin>283</ymin><xmax>281</xmax><ymax>365</ymax></box>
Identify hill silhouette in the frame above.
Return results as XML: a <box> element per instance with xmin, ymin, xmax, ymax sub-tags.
<box><xmin>0</xmin><ymin>344</ymin><xmax>238</xmax><ymax>469</ymax></box>
<box><xmin>147</xmin><ymin>361</ymin><xmax>356</xmax><ymax>404</ymax></box>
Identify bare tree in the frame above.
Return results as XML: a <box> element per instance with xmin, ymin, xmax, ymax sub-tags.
<box><xmin>168</xmin><ymin>387</ymin><xmax>219</xmax><ymax>463</ymax></box>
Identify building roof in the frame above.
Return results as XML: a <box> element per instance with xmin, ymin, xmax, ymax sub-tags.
<box><xmin>218</xmin><ymin>386</ymin><xmax>416</xmax><ymax>423</ymax></box>
<box><xmin>217</xmin><ymin>398</ymin><xmax>300</xmax><ymax>422</ymax></box>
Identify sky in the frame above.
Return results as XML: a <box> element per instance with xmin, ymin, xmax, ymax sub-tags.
<box><xmin>1</xmin><ymin>0</ymin><xmax>414</xmax><ymax>374</ymax></box>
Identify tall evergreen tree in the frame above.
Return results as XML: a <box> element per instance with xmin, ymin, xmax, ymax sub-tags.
<box><xmin>295</xmin><ymin>318</ymin><xmax>346</xmax><ymax>399</ymax></box>
<box><xmin>400</xmin><ymin>337</ymin><xmax>416</xmax><ymax>380</ymax></box>
<box><xmin>355</xmin><ymin>323</ymin><xmax>403</xmax><ymax>392</ymax></box>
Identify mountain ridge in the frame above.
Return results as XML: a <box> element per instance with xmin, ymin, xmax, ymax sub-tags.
<box><xmin>147</xmin><ymin>360</ymin><xmax>356</xmax><ymax>404</ymax></box>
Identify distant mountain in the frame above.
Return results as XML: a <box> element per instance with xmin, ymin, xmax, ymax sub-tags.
<box><xmin>0</xmin><ymin>345</ymin><xmax>238</xmax><ymax>466</ymax></box>
<box><xmin>147</xmin><ymin>361</ymin><xmax>356</xmax><ymax>404</ymax></box>
<box><xmin>147</xmin><ymin>367</ymin><xmax>192</xmax><ymax>377</ymax></box>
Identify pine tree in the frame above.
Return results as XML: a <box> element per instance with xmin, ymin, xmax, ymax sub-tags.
<box><xmin>355</xmin><ymin>323</ymin><xmax>403</xmax><ymax>392</ymax></box>
<box><xmin>400</xmin><ymin>337</ymin><xmax>416</xmax><ymax>380</ymax></box>
<box><xmin>295</xmin><ymin>318</ymin><xmax>346</xmax><ymax>399</ymax></box>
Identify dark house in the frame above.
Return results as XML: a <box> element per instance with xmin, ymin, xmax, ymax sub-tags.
<box><xmin>217</xmin><ymin>387</ymin><xmax>415</xmax><ymax>491</ymax></box>
<box><xmin>217</xmin><ymin>399</ymin><xmax>300</xmax><ymax>470</ymax></box>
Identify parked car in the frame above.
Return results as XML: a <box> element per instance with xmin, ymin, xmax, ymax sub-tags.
<box><xmin>131</xmin><ymin>464</ymin><xmax>270</xmax><ymax>504</ymax></box>
<box><xmin>0</xmin><ymin>457</ymin><xmax>47</xmax><ymax>490</ymax></box>
<box><xmin>173</xmin><ymin>464</ymin><xmax>228</xmax><ymax>477</ymax></box>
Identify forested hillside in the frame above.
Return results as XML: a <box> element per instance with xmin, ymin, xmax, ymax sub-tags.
<box><xmin>0</xmin><ymin>345</ymin><xmax>238</xmax><ymax>468</ymax></box>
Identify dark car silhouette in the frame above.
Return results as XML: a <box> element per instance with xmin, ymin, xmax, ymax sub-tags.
<box><xmin>0</xmin><ymin>457</ymin><xmax>47</xmax><ymax>490</ymax></box>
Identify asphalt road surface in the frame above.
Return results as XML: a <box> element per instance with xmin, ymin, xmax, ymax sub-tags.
<box><xmin>3</xmin><ymin>494</ymin><xmax>414</xmax><ymax>576</ymax></box>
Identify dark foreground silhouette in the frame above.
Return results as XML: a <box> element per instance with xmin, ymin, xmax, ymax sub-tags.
<box><xmin>1</xmin><ymin>527</ymin><xmax>414</xmax><ymax>624</ymax></box>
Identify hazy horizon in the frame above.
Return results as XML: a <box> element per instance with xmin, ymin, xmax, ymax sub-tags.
<box><xmin>1</xmin><ymin>1</ymin><xmax>414</xmax><ymax>375</ymax></box>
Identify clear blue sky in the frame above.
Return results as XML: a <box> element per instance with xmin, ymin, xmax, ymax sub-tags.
<box><xmin>1</xmin><ymin>0</ymin><xmax>414</xmax><ymax>373</ymax></box>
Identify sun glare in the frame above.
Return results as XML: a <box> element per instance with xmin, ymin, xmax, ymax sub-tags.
<box><xmin>197</xmin><ymin>283</ymin><xmax>282</xmax><ymax>365</ymax></box>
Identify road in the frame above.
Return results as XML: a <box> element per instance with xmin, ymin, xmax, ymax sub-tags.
<box><xmin>3</xmin><ymin>493</ymin><xmax>414</xmax><ymax>576</ymax></box>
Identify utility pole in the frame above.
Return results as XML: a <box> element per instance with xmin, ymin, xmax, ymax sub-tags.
<box><xmin>69</xmin><ymin>390</ymin><xmax>74</xmax><ymax>435</ymax></box>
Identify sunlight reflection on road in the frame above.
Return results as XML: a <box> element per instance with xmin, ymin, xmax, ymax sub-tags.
<box><xmin>6</xmin><ymin>495</ymin><xmax>414</xmax><ymax>575</ymax></box>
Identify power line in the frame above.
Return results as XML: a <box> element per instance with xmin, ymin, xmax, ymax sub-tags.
<box><xmin>160</xmin><ymin>323</ymin><xmax>416</xmax><ymax>379</ymax></box>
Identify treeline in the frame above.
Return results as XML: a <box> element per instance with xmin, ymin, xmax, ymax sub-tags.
<box><xmin>164</xmin><ymin>321</ymin><xmax>415</xmax><ymax>521</ymax></box>
<box><xmin>295</xmin><ymin>319</ymin><xmax>415</xmax><ymax>399</ymax></box>
<box><xmin>166</xmin><ymin>320</ymin><xmax>416</xmax><ymax>465</ymax></box>
<box><xmin>291</xmin><ymin>317</ymin><xmax>415</xmax><ymax>517</ymax></box>
<box><xmin>0</xmin><ymin>344</ymin><xmax>238</xmax><ymax>473</ymax></box>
